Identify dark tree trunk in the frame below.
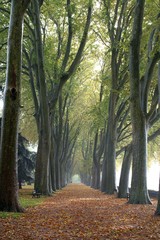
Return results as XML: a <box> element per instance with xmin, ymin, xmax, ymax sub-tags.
<box><xmin>55</xmin><ymin>152</ymin><xmax>61</xmax><ymax>190</ymax></box>
<box><xmin>32</xmin><ymin>0</ymin><xmax>51</xmax><ymax>195</ymax></box>
<box><xmin>101</xmin><ymin>0</ymin><xmax>130</xmax><ymax>194</ymax></box>
<box><xmin>95</xmin><ymin>163</ymin><xmax>100</xmax><ymax>189</ymax></box>
<box><xmin>101</xmin><ymin>92</ymin><xmax>118</xmax><ymax>194</ymax></box>
<box><xmin>34</xmin><ymin>129</ymin><xmax>50</xmax><ymax>194</ymax></box>
<box><xmin>19</xmin><ymin>181</ymin><xmax>22</xmax><ymax>190</ymax></box>
<box><xmin>50</xmin><ymin>132</ymin><xmax>56</xmax><ymax>192</ymax></box>
<box><xmin>0</xmin><ymin>0</ymin><xmax>31</xmax><ymax>212</ymax></box>
<box><xmin>60</xmin><ymin>162</ymin><xmax>66</xmax><ymax>188</ymax></box>
<box><xmin>129</xmin><ymin>0</ymin><xmax>151</xmax><ymax>204</ymax></box>
<box><xmin>92</xmin><ymin>161</ymin><xmax>101</xmax><ymax>189</ymax></box>
<box><xmin>118</xmin><ymin>145</ymin><xmax>132</xmax><ymax>198</ymax></box>
<box><xmin>91</xmin><ymin>164</ymin><xmax>96</xmax><ymax>188</ymax></box>
<box><xmin>92</xmin><ymin>130</ymin><xmax>103</xmax><ymax>190</ymax></box>
<box><xmin>155</xmin><ymin>176</ymin><xmax>160</xmax><ymax>215</ymax></box>
<box><xmin>129</xmin><ymin>115</ymin><xmax>151</xmax><ymax>203</ymax></box>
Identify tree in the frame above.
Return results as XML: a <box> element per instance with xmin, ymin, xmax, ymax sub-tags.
<box><xmin>52</xmin><ymin>86</ymin><xmax>80</xmax><ymax>188</ymax></box>
<box><xmin>80</xmin><ymin>136</ymin><xmax>93</xmax><ymax>185</ymax></box>
<box><xmin>155</xmin><ymin>175</ymin><xmax>160</xmax><ymax>215</ymax></box>
<box><xmin>30</xmin><ymin>0</ymin><xmax>51</xmax><ymax>195</ymax></box>
<box><xmin>0</xmin><ymin>0</ymin><xmax>31</xmax><ymax>212</ymax></box>
<box><xmin>91</xmin><ymin>77</ymin><xmax>105</xmax><ymax>189</ymax></box>
<box><xmin>118</xmin><ymin>144</ymin><xmax>132</xmax><ymax>198</ymax></box>
<box><xmin>0</xmin><ymin>2</ymin><xmax>9</xmax><ymax>76</ymax></box>
<box><xmin>23</xmin><ymin>0</ymin><xmax>93</xmax><ymax>193</ymax></box>
<box><xmin>129</xmin><ymin>0</ymin><xmax>160</xmax><ymax>204</ymax></box>
<box><xmin>101</xmin><ymin>0</ymin><xmax>132</xmax><ymax>194</ymax></box>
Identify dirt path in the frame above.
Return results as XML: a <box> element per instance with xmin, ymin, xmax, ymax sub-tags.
<box><xmin>0</xmin><ymin>184</ymin><xmax>159</xmax><ymax>239</ymax></box>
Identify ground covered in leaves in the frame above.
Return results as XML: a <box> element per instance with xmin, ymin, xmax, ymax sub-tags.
<box><xmin>0</xmin><ymin>184</ymin><xmax>160</xmax><ymax>239</ymax></box>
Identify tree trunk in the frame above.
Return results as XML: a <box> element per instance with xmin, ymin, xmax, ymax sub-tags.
<box><xmin>118</xmin><ymin>145</ymin><xmax>132</xmax><ymax>198</ymax></box>
<box><xmin>101</xmin><ymin>92</ymin><xmax>117</xmax><ymax>194</ymax></box>
<box><xmin>92</xmin><ymin>162</ymin><xmax>101</xmax><ymax>189</ymax></box>
<box><xmin>129</xmin><ymin>114</ymin><xmax>151</xmax><ymax>203</ymax></box>
<box><xmin>19</xmin><ymin>181</ymin><xmax>22</xmax><ymax>190</ymax></box>
<box><xmin>55</xmin><ymin>153</ymin><xmax>61</xmax><ymax>190</ymax></box>
<box><xmin>129</xmin><ymin>0</ymin><xmax>151</xmax><ymax>204</ymax></box>
<box><xmin>101</xmin><ymin>0</ymin><xmax>131</xmax><ymax>195</ymax></box>
<box><xmin>32</xmin><ymin>0</ymin><xmax>51</xmax><ymax>195</ymax></box>
<box><xmin>95</xmin><ymin>163</ymin><xmax>100</xmax><ymax>189</ymax></box>
<box><xmin>60</xmin><ymin>162</ymin><xmax>66</xmax><ymax>188</ymax></box>
<box><xmin>34</xmin><ymin>128</ymin><xmax>50</xmax><ymax>194</ymax></box>
<box><xmin>50</xmin><ymin>132</ymin><xmax>56</xmax><ymax>192</ymax></box>
<box><xmin>92</xmin><ymin>131</ymin><xmax>102</xmax><ymax>189</ymax></box>
<box><xmin>155</xmin><ymin>176</ymin><xmax>160</xmax><ymax>215</ymax></box>
<box><xmin>0</xmin><ymin>0</ymin><xmax>31</xmax><ymax>212</ymax></box>
<box><xmin>91</xmin><ymin>164</ymin><xmax>96</xmax><ymax>188</ymax></box>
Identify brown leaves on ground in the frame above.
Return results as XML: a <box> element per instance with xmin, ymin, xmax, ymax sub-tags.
<box><xmin>0</xmin><ymin>184</ymin><xmax>160</xmax><ymax>239</ymax></box>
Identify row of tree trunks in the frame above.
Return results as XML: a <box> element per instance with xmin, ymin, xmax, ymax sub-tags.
<box><xmin>2</xmin><ymin>0</ymin><xmax>160</xmax><ymax>214</ymax></box>
<box><xmin>26</xmin><ymin>0</ymin><xmax>93</xmax><ymax>194</ymax></box>
<box><xmin>0</xmin><ymin>0</ymin><xmax>92</xmax><ymax>212</ymax></box>
<box><xmin>100</xmin><ymin>0</ymin><xmax>160</xmax><ymax>207</ymax></box>
<box><xmin>91</xmin><ymin>79</ymin><xmax>104</xmax><ymax>190</ymax></box>
<box><xmin>88</xmin><ymin>0</ymin><xmax>159</xmax><ymax>208</ymax></box>
<box><xmin>118</xmin><ymin>145</ymin><xmax>132</xmax><ymax>198</ymax></box>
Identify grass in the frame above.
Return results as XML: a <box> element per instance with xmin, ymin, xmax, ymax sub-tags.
<box><xmin>0</xmin><ymin>212</ymin><xmax>21</xmax><ymax>219</ymax></box>
<box><xmin>0</xmin><ymin>185</ymin><xmax>46</xmax><ymax>218</ymax></box>
<box><xmin>19</xmin><ymin>185</ymin><xmax>45</xmax><ymax>208</ymax></box>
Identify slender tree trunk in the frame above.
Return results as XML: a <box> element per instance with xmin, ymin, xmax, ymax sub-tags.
<box><xmin>155</xmin><ymin>176</ymin><xmax>160</xmax><ymax>215</ymax></box>
<box><xmin>101</xmin><ymin>92</ymin><xmax>117</xmax><ymax>194</ymax></box>
<box><xmin>118</xmin><ymin>145</ymin><xmax>132</xmax><ymax>198</ymax></box>
<box><xmin>34</xmin><ymin>128</ymin><xmax>50</xmax><ymax>194</ymax></box>
<box><xmin>96</xmin><ymin>163</ymin><xmax>101</xmax><ymax>189</ymax></box>
<box><xmin>92</xmin><ymin>132</ymin><xmax>98</xmax><ymax>189</ymax></box>
<box><xmin>60</xmin><ymin>162</ymin><xmax>66</xmax><ymax>188</ymax></box>
<box><xmin>91</xmin><ymin>164</ymin><xmax>96</xmax><ymax>188</ymax></box>
<box><xmin>55</xmin><ymin>152</ymin><xmax>61</xmax><ymax>190</ymax></box>
<box><xmin>93</xmin><ymin>164</ymin><xmax>100</xmax><ymax>189</ymax></box>
<box><xmin>50</xmin><ymin>132</ymin><xmax>56</xmax><ymax>192</ymax></box>
<box><xmin>0</xmin><ymin>0</ymin><xmax>31</xmax><ymax>212</ymax></box>
<box><xmin>92</xmin><ymin>162</ymin><xmax>101</xmax><ymax>189</ymax></box>
<box><xmin>92</xmin><ymin>131</ymin><xmax>102</xmax><ymax>189</ymax></box>
<box><xmin>33</xmin><ymin>0</ymin><xmax>51</xmax><ymax>195</ymax></box>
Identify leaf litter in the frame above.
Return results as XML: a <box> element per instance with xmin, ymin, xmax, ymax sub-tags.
<box><xmin>0</xmin><ymin>184</ymin><xmax>159</xmax><ymax>239</ymax></box>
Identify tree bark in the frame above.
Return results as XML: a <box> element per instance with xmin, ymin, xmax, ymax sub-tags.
<box><xmin>155</xmin><ymin>176</ymin><xmax>160</xmax><ymax>215</ymax></box>
<box><xmin>50</xmin><ymin>129</ymin><xmax>56</xmax><ymax>192</ymax></box>
<box><xmin>101</xmin><ymin>0</ymin><xmax>130</xmax><ymax>194</ymax></box>
<box><xmin>92</xmin><ymin>129</ymin><xmax>103</xmax><ymax>189</ymax></box>
<box><xmin>101</xmin><ymin>92</ymin><xmax>118</xmax><ymax>193</ymax></box>
<box><xmin>129</xmin><ymin>0</ymin><xmax>151</xmax><ymax>204</ymax></box>
<box><xmin>118</xmin><ymin>144</ymin><xmax>132</xmax><ymax>198</ymax></box>
<box><xmin>0</xmin><ymin>0</ymin><xmax>31</xmax><ymax>212</ymax></box>
<box><xmin>32</xmin><ymin>0</ymin><xmax>51</xmax><ymax>195</ymax></box>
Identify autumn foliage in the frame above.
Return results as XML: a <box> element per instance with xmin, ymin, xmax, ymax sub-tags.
<box><xmin>0</xmin><ymin>184</ymin><xmax>160</xmax><ymax>239</ymax></box>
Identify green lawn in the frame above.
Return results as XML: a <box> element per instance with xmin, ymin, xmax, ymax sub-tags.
<box><xmin>0</xmin><ymin>185</ymin><xmax>46</xmax><ymax>218</ymax></box>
